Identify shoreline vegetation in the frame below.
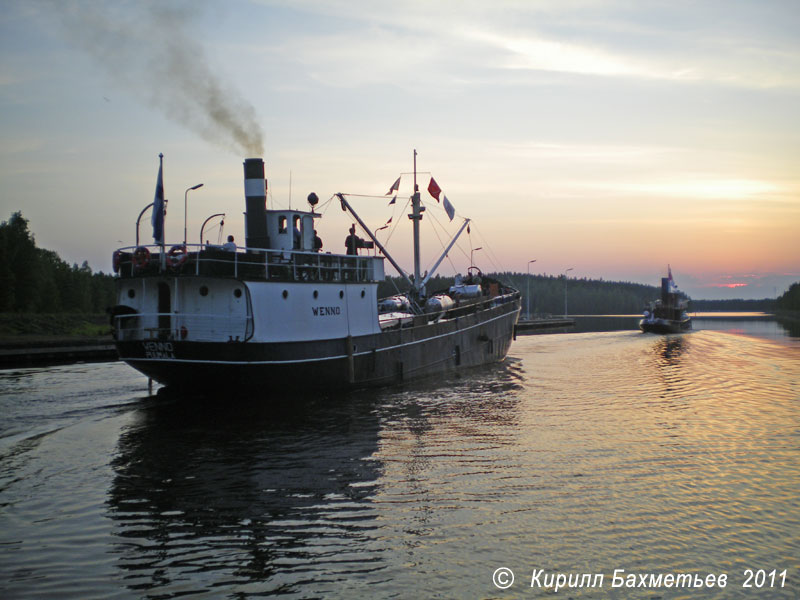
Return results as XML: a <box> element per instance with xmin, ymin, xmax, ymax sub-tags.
<box><xmin>1</xmin><ymin>210</ymin><xmax>797</xmax><ymax>350</ymax></box>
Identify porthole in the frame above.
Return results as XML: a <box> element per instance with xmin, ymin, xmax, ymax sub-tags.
<box><xmin>361</xmin><ymin>289</ymin><xmax>365</xmax><ymax>298</ymax></box>
<box><xmin>313</xmin><ymin>290</ymin><xmax>319</xmax><ymax>299</ymax></box>
<box><xmin>127</xmin><ymin>289</ymin><xmax>136</xmax><ymax>299</ymax></box>
<box><xmin>282</xmin><ymin>290</ymin><xmax>289</xmax><ymax>299</ymax></box>
<box><xmin>339</xmin><ymin>290</ymin><xmax>344</xmax><ymax>299</ymax></box>
<box><xmin>199</xmin><ymin>285</ymin><xmax>209</xmax><ymax>297</ymax></box>
<box><xmin>234</xmin><ymin>288</ymin><xmax>242</xmax><ymax>298</ymax></box>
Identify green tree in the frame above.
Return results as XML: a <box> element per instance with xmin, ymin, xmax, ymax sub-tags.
<box><xmin>777</xmin><ymin>282</ymin><xmax>800</xmax><ymax>312</ymax></box>
<box><xmin>1</xmin><ymin>211</ymin><xmax>117</xmax><ymax>314</ymax></box>
<box><xmin>0</xmin><ymin>212</ymin><xmax>41</xmax><ymax>311</ymax></box>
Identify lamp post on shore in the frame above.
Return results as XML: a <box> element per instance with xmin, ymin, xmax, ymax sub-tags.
<box><xmin>184</xmin><ymin>183</ymin><xmax>204</xmax><ymax>246</ymax></box>
<box><xmin>564</xmin><ymin>267</ymin><xmax>573</xmax><ymax>317</ymax></box>
<box><xmin>526</xmin><ymin>259</ymin><xmax>537</xmax><ymax>319</ymax></box>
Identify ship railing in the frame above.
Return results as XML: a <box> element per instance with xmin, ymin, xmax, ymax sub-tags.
<box><xmin>114</xmin><ymin>244</ymin><xmax>385</xmax><ymax>283</ymax></box>
<box><xmin>113</xmin><ymin>312</ymin><xmax>253</xmax><ymax>342</ymax></box>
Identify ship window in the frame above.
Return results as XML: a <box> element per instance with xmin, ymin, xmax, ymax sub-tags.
<box><xmin>127</xmin><ymin>289</ymin><xmax>135</xmax><ymax>299</ymax></box>
<box><xmin>282</xmin><ymin>290</ymin><xmax>288</xmax><ymax>299</ymax></box>
<box><xmin>339</xmin><ymin>290</ymin><xmax>344</xmax><ymax>299</ymax></box>
<box><xmin>293</xmin><ymin>215</ymin><xmax>302</xmax><ymax>250</ymax></box>
<box><xmin>199</xmin><ymin>285</ymin><xmax>209</xmax><ymax>297</ymax></box>
<box><xmin>361</xmin><ymin>289</ymin><xmax>365</xmax><ymax>298</ymax></box>
<box><xmin>234</xmin><ymin>289</ymin><xmax>242</xmax><ymax>298</ymax></box>
<box><xmin>313</xmin><ymin>290</ymin><xmax>318</xmax><ymax>299</ymax></box>
<box><xmin>278</xmin><ymin>216</ymin><xmax>287</xmax><ymax>234</ymax></box>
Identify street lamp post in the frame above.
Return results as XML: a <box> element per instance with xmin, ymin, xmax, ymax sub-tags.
<box><xmin>526</xmin><ymin>259</ymin><xmax>537</xmax><ymax>319</ymax></box>
<box><xmin>471</xmin><ymin>246</ymin><xmax>482</xmax><ymax>267</ymax></box>
<box><xmin>184</xmin><ymin>183</ymin><xmax>204</xmax><ymax>246</ymax></box>
<box><xmin>564</xmin><ymin>267</ymin><xmax>574</xmax><ymax>317</ymax></box>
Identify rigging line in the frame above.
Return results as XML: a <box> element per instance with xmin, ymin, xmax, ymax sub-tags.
<box><xmin>388</xmin><ymin>276</ymin><xmax>406</xmax><ymax>298</ymax></box>
<box><xmin>472</xmin><ymin>227</ymin><xmax>503</xmax><ymax>272</ymax></box>
<box><xmin>445</xmin><ymin>215</ymin><xmax>474</xmax><ymax>265</ymax></box>
<box><xmin>423</xmin><ymin>208</ymin><xmax>462</xmax><ymax>275</ymax></box>
<box><xmin>317</xmin><ymin>195</ymin><xmax>336</xmax><ymax>216</ymax></box>
<box><xmin>337</xmin><ymin>192</ymin><xmax>394</xmax><ymax>200</ymax></box>
<box><xmin>424</xmin><ymin>206</ymin><xmax>472</xmax><ymax>269</ymax></box>
<box><xmin>382</xmin><ymin>196</ymin><xmax>411</xmax><ymax>248</ymax></box>
<box><xmin>469</xmin><ymin>223</ymin><xmax>512</xmax><ymax>283</ymax></box>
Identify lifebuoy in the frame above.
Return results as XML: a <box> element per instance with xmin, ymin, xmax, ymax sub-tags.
<box><xmin>167</xmin><ymin>245</ymin><xmax>188</xmax><ymax>270</ymax></box>
<box><xmin>132</xmin><ymin>246</ymin><xmax>150</xmax><ymax>271</ymax></box>
<box><xmin>112</xmin><ymin>250</ymin><xmax>122</xmax><ymax>273</ymax></box>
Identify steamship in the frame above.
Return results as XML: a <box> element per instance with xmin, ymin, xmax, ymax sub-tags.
<box><xmin>639</xmin><ymin>268</ymin><xmax>691</xmax><ymax>334</ymax></box>
<box><xmin>109</xmin><ymin>155</ymin><xmax>521</xmax><ymax>391</ymax></box>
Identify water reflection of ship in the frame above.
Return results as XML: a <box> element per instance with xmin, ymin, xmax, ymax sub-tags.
<box><xmin>648</xmin><ymin>335</ymin><xmax>689</xmax><ymax>405</ymax></box>
<box><xmin>106</xmin><ymin>363</ymin><xmax>524</xmax><ymax>596</ymax></box>
<box><xmin>107</xmin><ymin>392</ymin><xmax>384</xmax><ymax>595</ymax></box>
<box><xmin>655</xmin><ymin>336</ymin><xmax>686</xmax><ymax>363</ymax></box>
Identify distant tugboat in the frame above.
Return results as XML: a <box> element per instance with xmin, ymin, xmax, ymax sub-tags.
<box><xmin>109</xmin><ymin>152</ymin><xmax>521</xmax><ymax>392</ymax></box>
<box><xmin>640</xmin><ymin>267</ymin><xmax>691</xmax><ymax>334</ymax></box>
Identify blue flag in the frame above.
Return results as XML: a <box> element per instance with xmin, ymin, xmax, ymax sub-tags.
<box><xmin>152</xmin><ymin>153</ymin><xmax>164</xmax><ymax>244</ymax></box>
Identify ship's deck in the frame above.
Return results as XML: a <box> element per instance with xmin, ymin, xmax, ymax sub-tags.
<box><xmin>113</xmin><ymin>244</ymin><xmax>384</xmax><ymax>283</ymax></box>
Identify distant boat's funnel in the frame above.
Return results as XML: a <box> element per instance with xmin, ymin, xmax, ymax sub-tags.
<box><xmin>243</xmin><ymin>158</ymin><xmax>269</xmax><ymax>250</ymax></box>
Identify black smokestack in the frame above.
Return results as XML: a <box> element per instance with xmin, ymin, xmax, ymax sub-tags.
<box><xmin>244</xmin><ymin>158</ymin><xmax>268</xmax><ymax>250</ymax></box>
<box><xmin>49</xmin><ymin>2</ymin><xmax>264</xmax><ymax>156</ymax></box>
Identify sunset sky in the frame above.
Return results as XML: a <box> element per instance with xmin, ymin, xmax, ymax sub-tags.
<box><xmin>1</xmin><ymin>0</ymin><xmax>798</xmax><ymax>299</ymax></box>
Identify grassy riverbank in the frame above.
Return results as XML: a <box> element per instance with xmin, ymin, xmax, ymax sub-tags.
<box><xmin>0</xmin><ymin>313</ymin><xmax>111</xmax><ymax>347</ymax></box>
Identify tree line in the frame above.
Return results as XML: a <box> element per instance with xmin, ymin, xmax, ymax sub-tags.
<box><xmin>691</xmin><ymin>298</ymin><xmax>776</xmax><ymax>312</ymax></box>
<box><xmin>3</xmin><ymin>210</ymin><xmax>794</xmax><ymax>316</ymax></box>
<box><xmin>776</xmin><ymin>283</ymin><xmax>800</xmax><ymax>312</ymax></box>
<box><xmin>379</xmin><ymin>272</ymin><xmax>663</xmax><ymax>316</ymax></box>
<box><xmin>0</xmin><ymin>212</ymin><xmax>115</xmax><ymax>313</ymax></box>
<box><xmin>379</xmin><ymin>272</ymin><xmax>784</xmax><ymax>315</ymax></box>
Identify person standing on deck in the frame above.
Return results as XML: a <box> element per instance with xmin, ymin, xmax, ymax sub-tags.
<box><xmin>345</xmin><ymin>224</ymin><xmax>363</xmax><ymax>255</ymax></box>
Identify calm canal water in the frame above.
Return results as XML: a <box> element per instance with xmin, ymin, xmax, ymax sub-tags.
<box><xmin>1</xmin><ymin>320</ymin><xmax>798</xmax><ymax>598</ymax></box>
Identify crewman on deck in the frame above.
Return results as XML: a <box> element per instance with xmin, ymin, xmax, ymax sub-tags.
<box><xmin>222</xmin><ymin>235</ymin><xmax>236</xmax><ymax>251</ymax></box>
<box><xmin>313</xmin><ymin>229</ymin><xmax>323</xmax><ymax>252</ymax></box>
<box><xmin>345</xmin><ymin>225</ymin><xmax>363</xmax><ymax>255</ymax></box>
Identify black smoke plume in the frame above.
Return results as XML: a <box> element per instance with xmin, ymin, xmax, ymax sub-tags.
<box><xmin>51</xmin><ymin>1</ymin><xmax>264</xmax><ymax>156</ymax></box>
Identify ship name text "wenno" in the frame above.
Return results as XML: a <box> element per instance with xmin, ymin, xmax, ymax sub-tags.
<box><xmin>312</xmin><ymin>306</ymin><xmax>341</xmax><ymax>317</ymax></box>
<box><xmin>142</xmin><ymin>341</ymin><xmax>176</xmax><ymax>359</ymax></box>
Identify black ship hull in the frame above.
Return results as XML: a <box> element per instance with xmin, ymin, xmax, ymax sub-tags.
<box><xmin>639</xmin><ymin>317</ymin><xmax>692</xmax><ymax>334</ymax></box>
<box><xmin>116</xmin><ymin>300</ymin><xmax>520</xmax><ymax>392</ymax></box>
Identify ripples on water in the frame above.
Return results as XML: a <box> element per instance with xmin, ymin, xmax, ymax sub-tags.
<box><xmin>0</xmin><ymin>329</ymin><xmax>798</xmax><ymax>598</ymax></box>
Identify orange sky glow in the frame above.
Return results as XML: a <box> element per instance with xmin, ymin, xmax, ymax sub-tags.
<box><xmin>1</xmin><ymin>1</ymin><xmax>798</xmax><ymax>300</ymax></box>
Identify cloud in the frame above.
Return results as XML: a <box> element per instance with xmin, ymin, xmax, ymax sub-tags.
<box><xmin>461</xmin><ymin>27</ymin><xmax>800</xmax><ymax>88</ymax></box>
<box><xmin>265</xmin><ymin>0</ymin><xmax>800</xmax><ymax>89</ymax></box>
<box><xmin>592</xmin><ymin>179</ymin><xmax>782</xmax><ymax>200</ymax></box>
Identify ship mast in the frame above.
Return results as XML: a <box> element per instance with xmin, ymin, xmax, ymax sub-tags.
<box><xmin>410</xmin><ymin>149</ymin><xmax>425</xmax><ymax>297</ymax></box>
